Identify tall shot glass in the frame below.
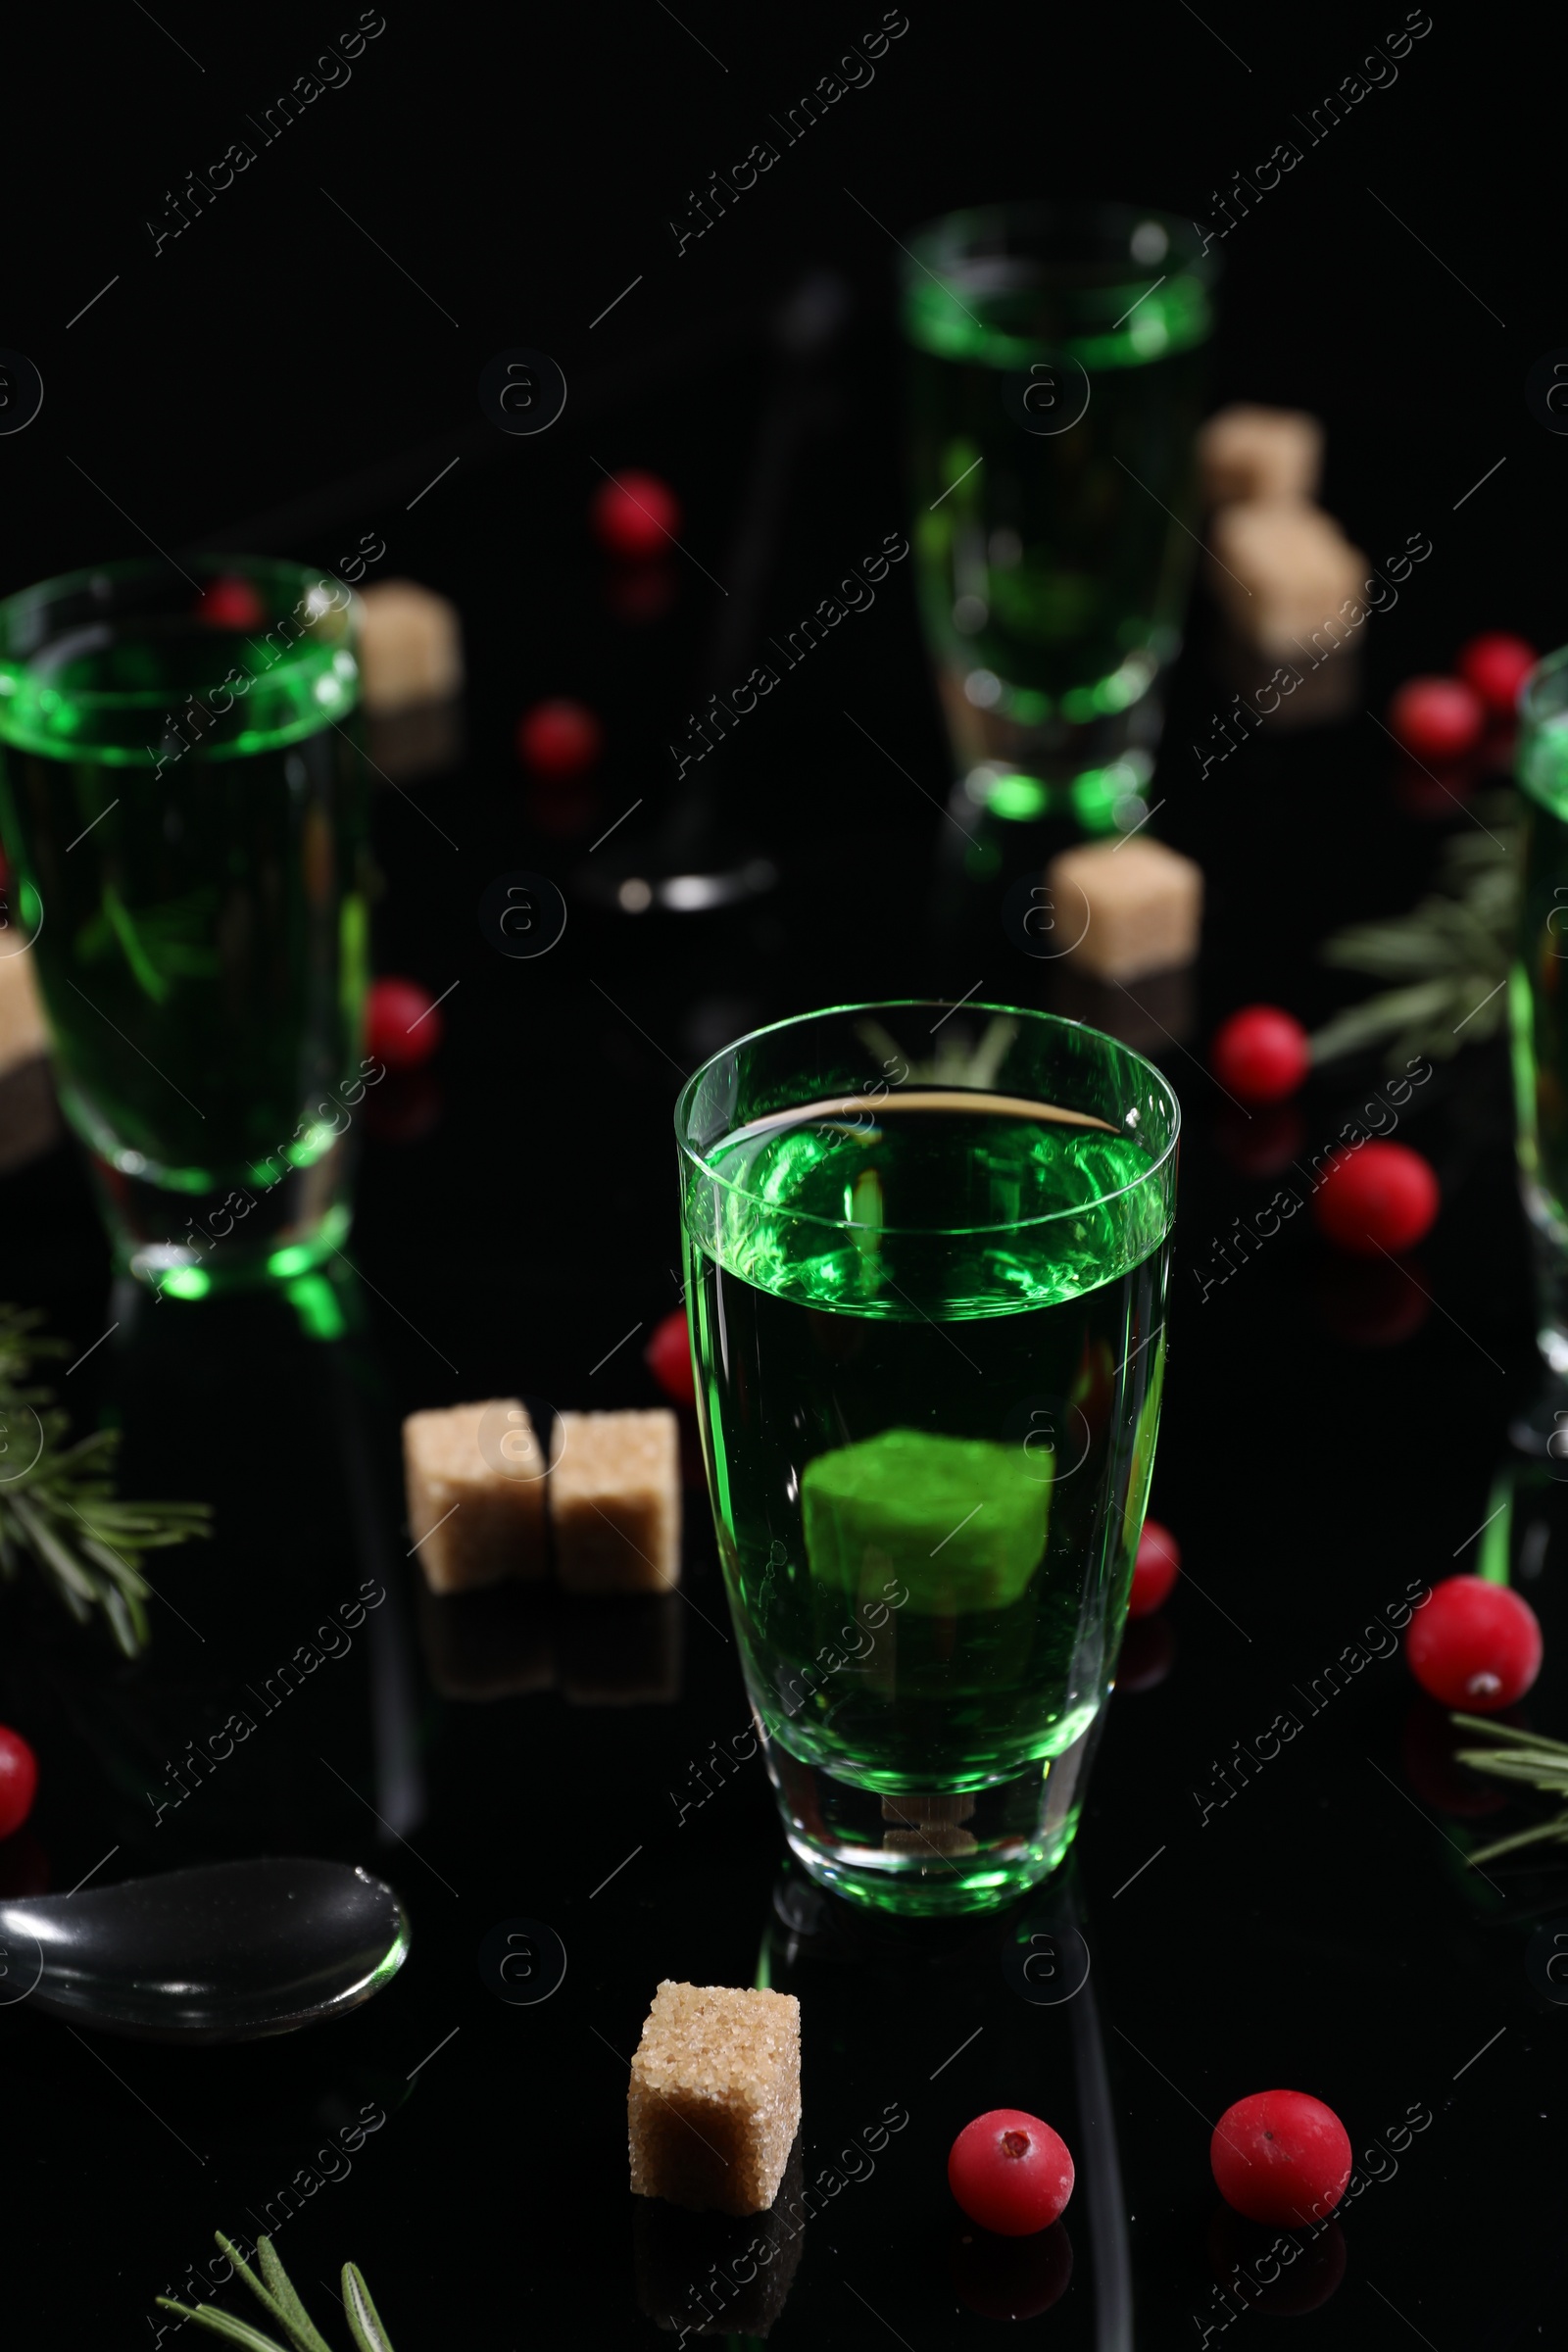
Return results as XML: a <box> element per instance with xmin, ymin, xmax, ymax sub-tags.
<box><xmin>901</xmin><ymin>202</ymin><xmax>1216</xmax><ymax>845</ymax></box>
<box><xmin>676</xmin><ymin>1001</ymin><xmax>1178</xmax><ymax>1914</ymax></box>
<box><xmin>0</xmin><ymin>557</ymin><xmax>371</xmax><ymax>1293</ymax></box>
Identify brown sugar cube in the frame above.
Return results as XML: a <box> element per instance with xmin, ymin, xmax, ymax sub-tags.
<box><xmin>629</xmin><ymin>1981</ymin><xmax>802</xmax><ymax>2218</ymax></box>
<box><xmin>1208</xmin><ymin>500</ymin><xmax>1369</xmax><ymax>664</ymax></box>
<box><xmin>551</xmin><ymin>1410</ymin><xmax>680</xmax><ymax>1594</ymax></box>
<box><xmin>1047</xmin><ymin>835</ymin><xmax>1203</xmax><ymax>984</ymax></box>
<box><xmin>402</xmin><ymin>1399</ymin><xmax>548</xmax><ymax>1593</ymax></box>
<box><xmin>0</xmin><ymin>945</ymin><xmax>49</xmax><ymax>1078</ymax></box>
<box><xmin>356</xmin><ymin>579</ymin><xmax>464</xmax><ymax>714</ymax></box>
<box><xmin>1198</xmin><ymin>404</ymin><xmax>1323</xmax><ymax>508</ymax></box>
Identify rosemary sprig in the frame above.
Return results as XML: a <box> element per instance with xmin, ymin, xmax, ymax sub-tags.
<box><xmin>853</xmin><ymin>1012</ymin><xmax>1018</xmax><ymax>1088</ymax></box>
<box><xmin>1451</xmin><ymin>1711</ymin><xmax>1568</xmax><ymax>1866</ymax></box>
<box><xmin>157</xmin><ymin>2232</ymin><xmax>397</xmax><ymax>2352</ymax></box>
<box><xmin>0</xmin><ymin>1302</ymin><xmax>210</xmax><ymax>1655</ymax></box>
<box><xmin>1309</xmin><ymin>789</ymin><xmax>1519</xmax><ymax>1069</ymax></box>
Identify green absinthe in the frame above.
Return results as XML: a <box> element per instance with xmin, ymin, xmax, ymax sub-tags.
<box><xmin>903</xmin><ymin>233</ymin><xmax>1211</xmax><ymax>727</ymax></box>
<box><xmin>0</xmin><ymin>589</ymin><xmax>367</xmax><ymax>1282</ymax></box>
<box><xmin>685</xmin><ymin>1092</ymin><xmax>1169</xmax><ymax>1811</ymax></box>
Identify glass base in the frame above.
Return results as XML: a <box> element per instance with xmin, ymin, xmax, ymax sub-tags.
<box><xmin>935</xmin><ymin>661</ymin><xmax>1167</xmax><ymax>835</ymax></box>
<box><xmin>85</xmin><ymin>1137</ymin><xmax>356</xmax><ymax>1295</ymax></box>
<box><xmin>761</xmin><ymin>1715</ymin><xmax>1102</xmax><ymax>1917</ymax></box>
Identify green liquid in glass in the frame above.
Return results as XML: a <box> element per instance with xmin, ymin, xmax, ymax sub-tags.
<box><xmin>904</xmin><ymin>263</ymin><xmax>1211</xmax><ymax>724</ymax></box>
<box><xmin>686</xmin><ymin>1097</ymin><xmax>1167</xmax><ymax>1800</ymax></box>
<box><xmin>0</xmin><ymin>614</ymin><xmax>368</xmax><ymax>1279</ymax></box>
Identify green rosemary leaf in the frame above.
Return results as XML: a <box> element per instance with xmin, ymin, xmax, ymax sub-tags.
<box><xmin>1308</xmin><ymin>982</ymin><xmax>1459</xmax><ymax>1066</ymax></box>
<box><xmin>0</xmin><ymin>1302</ymin><xmax>210</xmax><ymax>1650</ymax></box>
<box><xmin>1450</xmin><ymin>1713</ymin><xmax>1568</xmax><ymax>1753</ymax></box>
<box><xmin>1468</xmin><ymin>1818</ymin><xmax>1568</xmax><ymax>1868</ymax></box>
<box><xmin>216</xmin><ymin>2234</ymin><xmax>288</xmax><ymax>2327</ymax></box>
<box><xmin>100</xmin><ymin>1581</ymin><xmax>141</xmax><ymax>1659</ymax></box>
<box><xmin>5</xmin><ymin>1494</ymin><xmax>99</xmax><ymax>1598</ymax></box>
<box><xmin>343</xmin><ymin>2263</ymin><xmax>397</xmax><ymax>2352</ymax></box>
<box><xmin>155</xmin><ymin>2301</ymin><xmax>291</xmax><ymax>2352</ymax></box>
<box><xmin>255</xmin><ymin>2236</ymin><xmax>335</xmax><ymax>2352</ymax></box>
<box><xmin>77</xmin><ymin>1535</ymin><xmax>152</xmax><ymax>1593</ymax></box>
<box><xmin>1452</xmin><ymin>1752</ymin><xmax>1568</xmax><ymax>1788</ymax></box>
<box><xmin>1313</xmin><ymin>809</ymin><xmax>1520</xmax><ymax>1070</ymax></box>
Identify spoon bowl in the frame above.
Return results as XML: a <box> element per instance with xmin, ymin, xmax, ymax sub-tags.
<box><xmin>0</xmin><ymin>1857</ymin><xmax>411</xmax><ymax>2042</ymax></box>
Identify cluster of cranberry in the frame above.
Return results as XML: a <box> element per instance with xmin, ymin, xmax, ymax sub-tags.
<box><xmin>1387</xmin><ymin>631</ymin><xmax>1537</xmax><ymax>766</ymax></box>
<box><xmin>948</xmin><ymin>2088</ymin><xmax>1351</xmax><ymax>2243</ymax></box>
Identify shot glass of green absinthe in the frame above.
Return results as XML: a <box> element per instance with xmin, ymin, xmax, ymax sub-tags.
<box><xmin>677</xmin><ymin>1002</ymin><xmax>1178</xmax><ymax>1914</ymax></box>
<box><xmin>902</xmin><ymin>202</ymin><xmax>1215</xmax><ymax>849</ymax></box>
<box><xmin>0</xmin><ymin>559</ymin><xmax>370</xmax><ymax>1294</ymax></box>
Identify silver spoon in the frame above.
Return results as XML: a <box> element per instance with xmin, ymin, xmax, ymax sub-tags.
<box><xmin>0</xmin><ymin>1857</ymin><xmax>410</xmax><ymax>2042</ymax></box>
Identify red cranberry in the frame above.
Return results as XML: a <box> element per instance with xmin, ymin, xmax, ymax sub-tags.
<box><xmin>1388</xmin><ymin>675</ymin><xmax>1484</xmax><ymax>762</ymax></box>
<box><xmin>517</xmin><ymin>698</ymin><xmax>604</xmax><ymax>781</ymax></box>
<box><xmin>1457</xmin><ymin>632</ymin><xmax>1537</xmax><ymax>719</ymax></box>
<box><xmin>1210</xmin><ymin>2090</ymin><xmax>1351</xmax><ymax>2228</ymax></box>
<box><xmin>194</xmin><ymin>573</ymin><xmax>266</xmax><ymax>631</ymax></box>
<box><xmin>366</xmin><ymin>976</ymin><xmax>443</xmax><ymax>1070</ymax></box>
<box><xmin>949</xmin><ymin>2110</ymin><xmax>1074</xmax><ymax>2235</ymax></box>
<box><xmin>1311</xmin><ymin>1142</ymin><xmax>1438</xmax><ymax>1256</ymax></box>
<box><xmin>0</xmin><ymin>1726</ymin><xmax>38</xmax><ymax>1840</ymax></box>
<box><xmin>1210</xmin><ymin>1006</ymin><xmax>1310</xmax><ymax>1104</ymax></box>
<box><xmin>1405</xmin><ymin>1576</ymin><xmax>1543</xmax><ymax>1712</ymax></box>
<box><xmin>591</xmin><ymin>470</ymin><xmax>682</xmax><ymax>562</ymax></box>
<box><xmin>1129</xmin><ymin>1519</ymin><xmax>1180</xmax><ymax>1617</ymax></box>
<box><xmin>645</xmin><ymin>1307</ymin><xmax>696</xmax><ymax>1405</ymax></box>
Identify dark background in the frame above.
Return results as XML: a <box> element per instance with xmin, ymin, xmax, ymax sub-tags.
<box><xmin>2</xmin><ymin>5</ymin><xmax>1564</xmax><ymax>2346</ymax></box>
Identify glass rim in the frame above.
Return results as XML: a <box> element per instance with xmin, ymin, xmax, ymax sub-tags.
<box><xmin>674</xmin><ymin>997</ymin><xmax>1181</xmax><ymax>1240</ymax></box>
<box><xmin>0</xmin><ymin>553</ymin><xmax>360</xmax><ymax>710</ymax></box>
<box><xmin>902</xmin><ymin>197</ymin><xmax>1216</xmax><ymax>295</ymax></box>
<box><xmin>1521</xmin><ymin>643</ymin><xmax>1568</xmax><ymax>731</ymax></box>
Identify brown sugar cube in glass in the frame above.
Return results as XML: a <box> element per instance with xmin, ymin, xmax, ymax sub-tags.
<box><xmin>1046</xmin><ymin>835</ymin><xmax>1202</xmax><ymax>984</ymax></box>
<box><xmin>629</xmin><ymin>1981</ymin><xmax>802</xmax><ymax>2218</ymax></box>
<box><xmin>356</xmin><ymin>579</ymin><xmax>465</xmax><ymax>714</ymax></box>
<box><xmin>882</xmin><ymin>1824</ymin><xmax>978</xmax><ymax>1857</ymax></box>
<box><xmin>881</xmin><ymin>1790</ymin><xmax>976</xmax><ymax>1828</ymax></box>
<box><xmin>1198</xmin><ymin>405</ymin><xmax>1323</xmax><ymax>507</ymax></box>
<box><xmin>1207</xmin><ymin>501</ymin><xmax>1368</xmax><ymax>664</ymax></box>
<box><xmin>401</xmin><ymin>1399</ymin><xmax>548</xmax><ymax>1593</ymax></box>
<box><xmin>551</xmin><ymin>1410</ymin><xmax>680</xmax><ymax>1594</ymax></box>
